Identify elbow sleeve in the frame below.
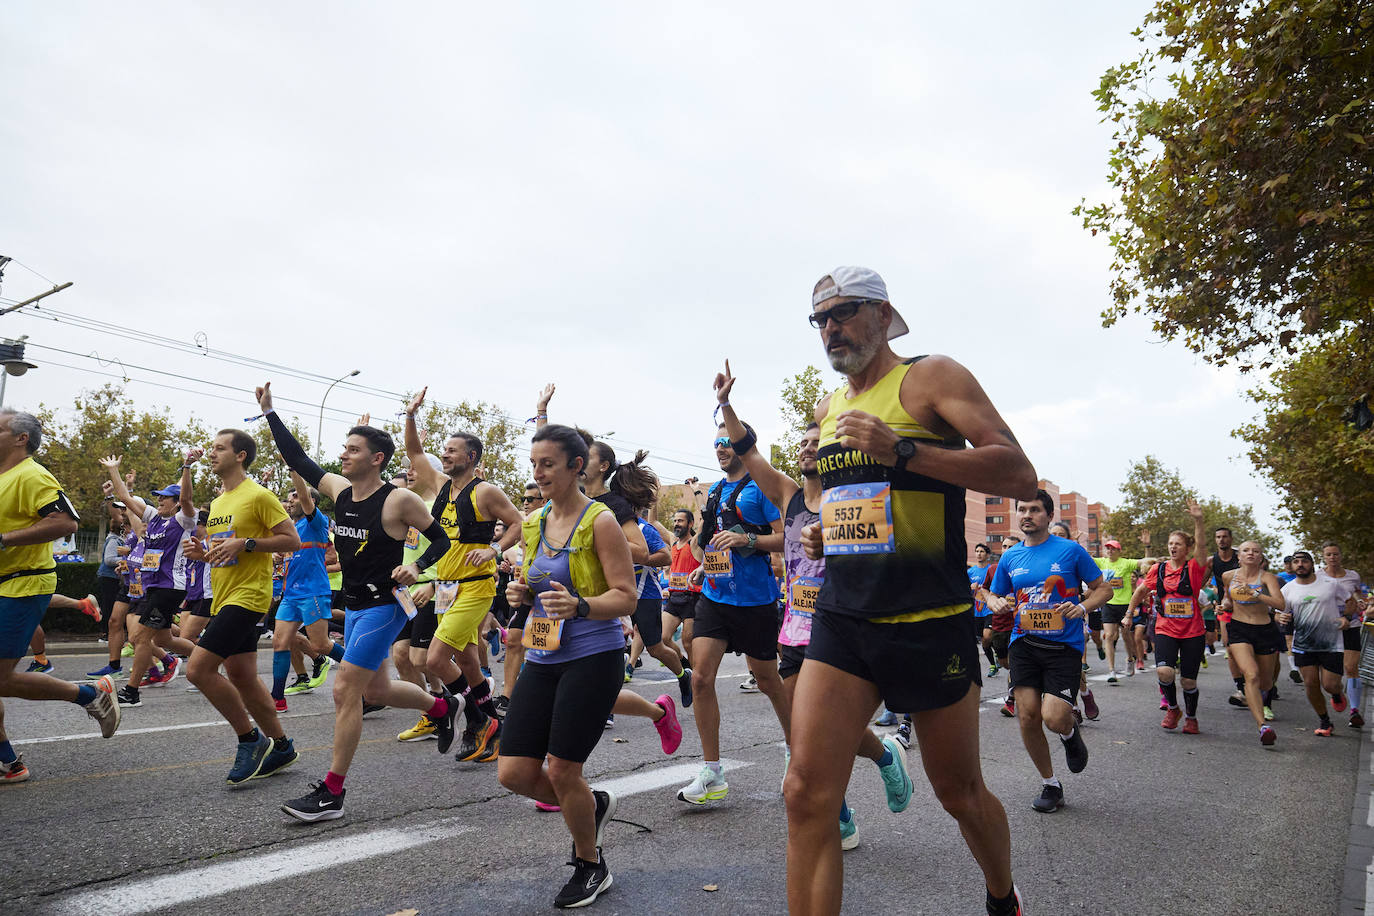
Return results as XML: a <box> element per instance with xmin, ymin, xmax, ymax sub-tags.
<box><xmin>415</xmin><ymin>518</ymin><xmax>451</xmax><ymax>571</ymax></box>
<box><xmin>265</xmin><ymin>411</ymin><xmax>325</xmax><ymax>487</ymax></box>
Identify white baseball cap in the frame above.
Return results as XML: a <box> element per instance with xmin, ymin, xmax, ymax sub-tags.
<box><xmin>812</xmin><ymin>266</ymin><xmax>908</xmax><ymax>340</ymax></box>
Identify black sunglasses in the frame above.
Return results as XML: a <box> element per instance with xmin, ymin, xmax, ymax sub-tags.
<box><xmin>808</xmin><ymin>299</ymin><xmax>880</xmax><ymax>330</ymax></box>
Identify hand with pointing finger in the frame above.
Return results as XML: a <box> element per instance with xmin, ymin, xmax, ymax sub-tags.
<box><xmin>713</xmin><ymin>359</ymin><xmax>736</xmax><ymax>405</ymax></box>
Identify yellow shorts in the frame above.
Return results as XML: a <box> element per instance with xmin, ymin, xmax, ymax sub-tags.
<box><xmin>432</xmin><ymin>588</ymin><xmax>493</xmax><ymax>650</ymax></box>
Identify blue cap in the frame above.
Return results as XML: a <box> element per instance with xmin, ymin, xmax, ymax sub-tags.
<box><xmin>151</xmin><ymin>484</ymin><xmax>181</xmax><ymax>499</ymax></box>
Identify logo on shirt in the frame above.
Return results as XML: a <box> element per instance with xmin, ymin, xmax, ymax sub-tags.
<box><xmin>1050</xmin><ymin>563</ymin><xmax>1062</xmax><ymax>573</ymax></box>
<box><xmin>942</xmin><ymin>654</ymin><xmax>966</xmax><ymax>681</ymax></box>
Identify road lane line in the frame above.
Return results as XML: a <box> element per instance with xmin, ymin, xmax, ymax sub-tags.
<box><xmin>52</xmin><ymin>818</ymin><xmax>473</xmax><ymax>916</ymax></box>
<box><xmin>13</xmin><ymin>710</ymin><xmax>329</xmax><ymax>745</ymax></box>
<box><xmin>593</xmin><ymin>758</ymin><xmax>751</xmax><ymax>798</ymax></box>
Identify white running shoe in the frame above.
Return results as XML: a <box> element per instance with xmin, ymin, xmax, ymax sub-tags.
<box><xmin>677</xmin><ymin>765</ymin><xmax>728</xmax><ymax>805</ymax></box>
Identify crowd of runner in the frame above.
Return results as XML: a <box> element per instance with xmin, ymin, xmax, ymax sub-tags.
<box><xmin>0</xmin><ymin>266</ymin><xmax>1368</xmax><ymax>914</ymax></box>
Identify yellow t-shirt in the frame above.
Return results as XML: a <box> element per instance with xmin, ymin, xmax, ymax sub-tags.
<box><xmin>0</xmin><ymin>457</ymin><xmax>76</xmax><ymax>599</ymax></box>
<box><xmin>206</xmin><ymin>478</ymin><xmax>290</xmax><ymax>615</ymax></box>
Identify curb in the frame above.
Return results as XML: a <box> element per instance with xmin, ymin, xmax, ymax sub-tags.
<box><xmin>1343</xmin><ymin>685</ymin><xmax>1372</xmax><ymax>915</ymax></box>
<box><xmin>41</xmin><ymin>640</ymin><xmax>108</xmax><ymax>657</ymax></box>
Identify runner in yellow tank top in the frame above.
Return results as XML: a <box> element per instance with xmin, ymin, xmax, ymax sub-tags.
<box><xmin>786</xmin><ymin>266</ymin><xmax>1037</xmax><ymax>916</ymax></box>
<box><xmin>404</xmin><ymin>387</ymin><xmax>524</xmax><ymax>763</ymax></box>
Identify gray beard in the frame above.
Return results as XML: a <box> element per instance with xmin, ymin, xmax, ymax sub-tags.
<box><xmin>826</xmin><ymin>336</ymin><xmax>881</xmax><ymax>375</ymax></box>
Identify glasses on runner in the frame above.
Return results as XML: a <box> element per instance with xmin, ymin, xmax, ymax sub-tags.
<box><xmin>521</xmin><ymin>496</ymin><xmax>539</xmax><ymax>503</ymax></box>
<box><xmin>808</xmin><ymin>299</ymin><xmax>880</xmax><ymax>329</ymax></box>
<box><xmin>713</xmin><ymin>437</ymin><xmax>731</xmax><ymax>448</ymax></box>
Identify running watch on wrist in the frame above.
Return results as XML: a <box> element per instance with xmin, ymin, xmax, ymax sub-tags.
<box><xmin>893</xmin><ymin>437</ymin><xmax>917</xmax><ymax>471</ymax></box>
<box><xmin>244</xmin><ymin>538</ymin><xmax>257</xmax><ymax>554</ymax></box>
<box><xmin>575</xmin><ymin>597</ymin><xmax>591</xmax><ymax>619</ymax></box>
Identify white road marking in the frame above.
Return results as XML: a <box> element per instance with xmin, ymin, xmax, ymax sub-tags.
<box><xmin>13</xmin><ymin>711</ymin><xmax>328</xmax><ymax>745</ymax></box>
<box><xmin>52</xmin><ymin>819</ymin><xmax>473</xmax><ymax>916</ymax></box>
<box><xmin>593</xmin><ymin>758</ymin><xmax>752</xmax><ymax>798</ymax></box>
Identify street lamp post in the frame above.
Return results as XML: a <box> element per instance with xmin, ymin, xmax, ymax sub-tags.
<box><xmin>0</xmin><ymin>337</ymin><xmax>38</xmax><ymax>407</ymax></box>
<box><xmin>317</xmin><ymin>369</ymin><xmax>360</xmax><ymax>457</ymax></box>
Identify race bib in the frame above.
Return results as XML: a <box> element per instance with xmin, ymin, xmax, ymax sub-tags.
<box><xmin>405</xmin><ymin>527</ymin><xmax>420</xmax><ymax>550</ymax></box>
<box><xmin>392</xmin><ymin>586</ymin><xmax>417</xmax><ymax>620</ymax></box>
<box><xmin>1161</xmin><ymin>597</ymin><xmax>1194</xmax><ymax>618</ymax></box>
<box><xmin>790</xmin><ymin>575</ymin><xmax>821</xmax><ymax>613</ymax></box>
<box><xmin>668</xmin><ymin>571</ymin><xmax>691</xmax><ymax>591</ymax></box>
<box><xmin>703</xmin><ymin>548</ymin><xmax>732</xmax><ymax>577</ymax></box>
<box><xmin>141</xmin><ymin>549</ymin><xmax>163</xmax><ymax>572</ymax></box>
<box><xmin>1106</xmin><ymin>574</ymin><xmax>1123</xmax><ymax>589</ymax></box>
<box><xmin>1229</xmin><ymin>581</ymin><xmax>1257</xmax><ymax>603</ymax></box>
<box><xmin>820</xmin><ymin>483</ymin><xmax>895</xmax><ymax>556</ymax></box>
<box><xmin>209</xmin><ymin>530</ymin><xmax>238</xmax><ymax>567</ymax></box>
<box><xmin>522</xmin><ymin>607</ymin><xmax>564</xmax><ymax>652</ymax></box>
<box><xmin>128</xmin><ymin>578</ymin><xmax>144</xmax><ymax>598</ymax></box>
<box><xmin>1018</xmin><ymin>600</ymin><xmax>1065</xmax><ymax>635</ymax></box>
<box><xmin>435</xmin><ymin>580</ymin><xmax>460</xmax><ymax>614</ymax></box>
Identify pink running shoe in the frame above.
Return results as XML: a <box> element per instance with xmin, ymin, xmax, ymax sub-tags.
<box><xmin>654</xmin><ymin>695</ymin><xmax>682</xmax><ymax>755</ymax></box>
<box><xmin>534</xmin><ymin>801</ymin><xmax>561</xmax><ymax>812</ymax></box>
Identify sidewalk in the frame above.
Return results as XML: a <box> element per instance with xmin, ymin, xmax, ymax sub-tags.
<box><xmin>40</xmin><ymin>636</ymin><xmax>115</xmax><ymax>657</ymax></box>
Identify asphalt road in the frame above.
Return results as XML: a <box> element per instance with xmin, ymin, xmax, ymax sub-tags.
<box><xmin>1</xmin><ymin>642</ymin><xmax>1361</xmax><ymax>916</ymax></box>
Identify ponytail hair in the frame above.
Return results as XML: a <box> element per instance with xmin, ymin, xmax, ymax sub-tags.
<box><xmin>608</xmin><ymin>449</ymin><xmax>658</xmax><ymax>511</ymax></box>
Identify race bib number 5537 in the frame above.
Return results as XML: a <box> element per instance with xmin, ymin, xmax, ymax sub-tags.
<box><xmin>821</xmin><ymin>483</ymin><xmax>895</xmax><ymax>556</ymax></box>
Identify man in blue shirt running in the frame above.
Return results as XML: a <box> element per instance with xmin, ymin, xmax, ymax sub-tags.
<box><xmin>987</xmin><ymin>490</ymin><xmax>1111</xmax><ymax>814</ymax></box>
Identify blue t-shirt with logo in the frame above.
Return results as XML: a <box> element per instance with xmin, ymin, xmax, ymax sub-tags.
<box><xmin>989</xmin><ymin>536</ymin><xmax>1102</xmax><ymax>652</ymax></box>
<box><xmin>968</xmin><ymin>563</ymin><xmax>992</xmax><ymax>616</ymax></box>
<box><xmin>283</xmin><ymin>509</ymin><xmax>332</xmax><ymax>599</ymax></box>
<box><xmin>636</xmin><ymin>518</ymin><xmax>666</xmax><ymax>601</ymax></box>
<box><xmin>702</xmin><ymin>478</ymin><xmax>782</xmax><ymax>607</ymax></box>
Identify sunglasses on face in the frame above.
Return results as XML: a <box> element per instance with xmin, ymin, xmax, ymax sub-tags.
<box><xmin>808</xmin><ymin>299</ymin><xmax>880</xmax><ymax>330</ymax></box>
<box><xmin>522</xmin><ymin>496</ymin><xmax>539</xmax><ymax>503</ymax></box>
<box><xmin>714</xmin><ymin>437</ymin><xmax>731</xmax><ymax>449</ymax></box>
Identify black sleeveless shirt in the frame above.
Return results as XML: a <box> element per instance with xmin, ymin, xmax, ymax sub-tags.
<box><xmin>333</xmin><ymin>482</ymin><xmax>402</xmax><ymax>611</ymax></box>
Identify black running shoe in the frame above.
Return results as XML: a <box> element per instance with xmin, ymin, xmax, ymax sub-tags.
<box><xmin>678</xmin><ymin>667</ymin><xmax>694</xmax><ymax>708</ymax></box>
<box><xmin>117</xmin><ymin>685</ymin><xmax>142</xmax><ymax>708</ymax></box>
<box><xmin>554</xmin><ymin>850</ymin><xmax>612</xmax><ymax>908</ymax></box>
<box><xmin>592</xmin><ymin>789</ymin><xmax>618</xmax><ymax>847</ymax></box>
<box><xmin>1288</xmin><ymin>669</ymin><xmax>1303</xmax><ymax>684</ymax></box>
<box><xmin>281</xmin><ymin>780</ymin><xmax>345</xmax><ymax>822</ymax></box>
<box><xmin>1061</xmin><ymin>726</ymin><xmax>1089</xmax><ymax>774</ymax></box>
<box><xmin>433</xmin><ymin>692</ymin><xmax>460</xmax><ymax>755</ymax></box>
<box><xmin>455</xmin><ymin>715</ymin><xmax>499</xmax><ymax>762</ymax></box>
<box><xmin>362</xmin><ymin>702</ymin><xmax>387</xmax><ymax>716</ymax></box>
<box><xmin>1032</xmin><ymin>783</ymin><xmax>1065</xmax><ymax>813</ymax></box>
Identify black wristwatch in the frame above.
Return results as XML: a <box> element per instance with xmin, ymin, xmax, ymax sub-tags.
<box><xmin>575</xmin><ymin>597</ymin><xmax>591</xmax><ymax>619</ymax></box>
<box><xmin>893</xmin><ymin>438</ymin><xmax>917</xmax><ymax>472</ymax></box>
<box><xmin>244</xmin><ymin>537</ymin><xmax>258</xmax><ymax>554</ymax></box>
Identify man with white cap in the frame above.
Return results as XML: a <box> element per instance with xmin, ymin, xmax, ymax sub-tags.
<box><xmin>791</xmin><ymin>267</ymin><xmax>1036</xmax><ymax>916</ymax></box>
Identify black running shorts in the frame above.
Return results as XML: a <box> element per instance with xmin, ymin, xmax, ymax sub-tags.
<box><xmin>806</xmin><ymin>607</ymin><xmax>981</xmax><ymax>714</ymax></box>
<box><xmin>694</xmin><ymin>596</ymin><xmax>777</xmax><ymax>661</ymax></box>
<box><xmin>198</xmin><ymin>604</ymin><xmax>265</xmax><ymax>658</ymax></box>
<box><xmin>1292</xmin><ymin>650</ymin><xmax>1344</xmax><ymax>675</ymax></box>
<box><xmin>1101</xmin><ymin>603</ymin><xmax>1128</xmax><ymax>627</ymax></box>
<box><xmin>500</xmin><ymin>649</ymin><xmax>622</xmax><ymax>764</ymax></box>
<box><xmin>664</xmin><ymin>590</ymin><xmax>697</xmax><ymax>620</ymax></box>
<box><xmin>1008</xmin><ymin>638</ymin><xmax>1082</xmax><ymax>705</ymax></box>
<box><xmin>137</xmin><ymin>588</ymin><xmax>187</xmax><ymax>631</ymax></box>
<box><xmin>631</xmin><ymin>598</ymin><xmax>664</xmax><ymax>647</ymax></box>
<box><xmin>1154</xmin><ymin>633</ymin><xmax>1204</xmax><ymax>679</ymax></box>
<box><xmin>1226</xmin><ymin>619</ymin><xmax>1286</xmax><ymax>656</ymax></box>
<box><xmin>778</xmin><ymin>642</ymin><xmax>807</xmax><ymax>680</ymax></box>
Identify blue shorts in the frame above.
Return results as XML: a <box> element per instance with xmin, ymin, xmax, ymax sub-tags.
<box><xmin>0</xmin><ymin>594</ymin><xmax>52</xmax><ymax>659</ymax></box>
<box><xmin>276</xmin><ymin>594</ymin><xmax>333</xmax><ymax>627</ymax></box>
<box><xmin>343</xmin><ymin>602</ymin><xmax>408</xmax><ymax>671</ymax></box>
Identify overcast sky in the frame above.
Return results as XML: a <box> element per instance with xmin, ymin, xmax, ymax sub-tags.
<box><xmin>1</xmin><ymin>3</ymin><xmax>1291</xmax><ymax>547</ymax></box>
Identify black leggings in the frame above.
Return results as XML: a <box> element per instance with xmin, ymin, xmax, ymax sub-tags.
<box><xmin>96</xmin><ymin>576</ymin><xmax>120</xmax><ymax>638</ymax></box>
<box><xmin>1154</xmin><ymin>633</ymin><xmax>1205</xmax><ymax>680</ymax></box>
<box><xmin>500</xmin><ymin>648</ymin><xmax>623</xmax><ymax>764</ymax></box>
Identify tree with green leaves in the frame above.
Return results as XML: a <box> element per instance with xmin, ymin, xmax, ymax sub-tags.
<box><xmin>34</xmin><ymin>384</ymin><xmax>211</xmax><ymax>541</ymax></box>
<box><xmin>1077</xmin><ymin>0</ymin><xmax>1373</xmax><ymax>392</ymax></box>
<box><xmin>381</xmin><ymin>394</ymin><xmax>526</xmax><ymax>502</ymax></box>
<box><xmin>1108</xmin><ymin>455</ymin><xmax>1281</xmax><ymax>559</ymax></box>
<box><xmin>1238</xmin><ymin>330</ymin><xmax>1374</xmax><ymax>571</ymax></box>
<box><xmin>769</xmin><ymin>365</ymin><xmax>827</xmax><ymax>481</ymax></box>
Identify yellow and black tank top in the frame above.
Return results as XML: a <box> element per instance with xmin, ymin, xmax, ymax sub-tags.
<box><xmin>431</xmin><ymin>478</ymin><xmax>498</xmax><ymax>592</ymax></box>
<box><xmin>815</xmin><ymin>357</ymin><xmax>970</xmax><ymax>621</ymax></box>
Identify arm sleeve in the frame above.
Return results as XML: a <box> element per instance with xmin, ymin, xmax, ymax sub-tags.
<box><xmin>414</xmin><ymin>517</ymin><xmax>451</xmax><ymax>572</ymax></box>
<box><xmin>265</xmin><ymin>411</ymin><xmax>326</xmax><ymax>487</ymax></box>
